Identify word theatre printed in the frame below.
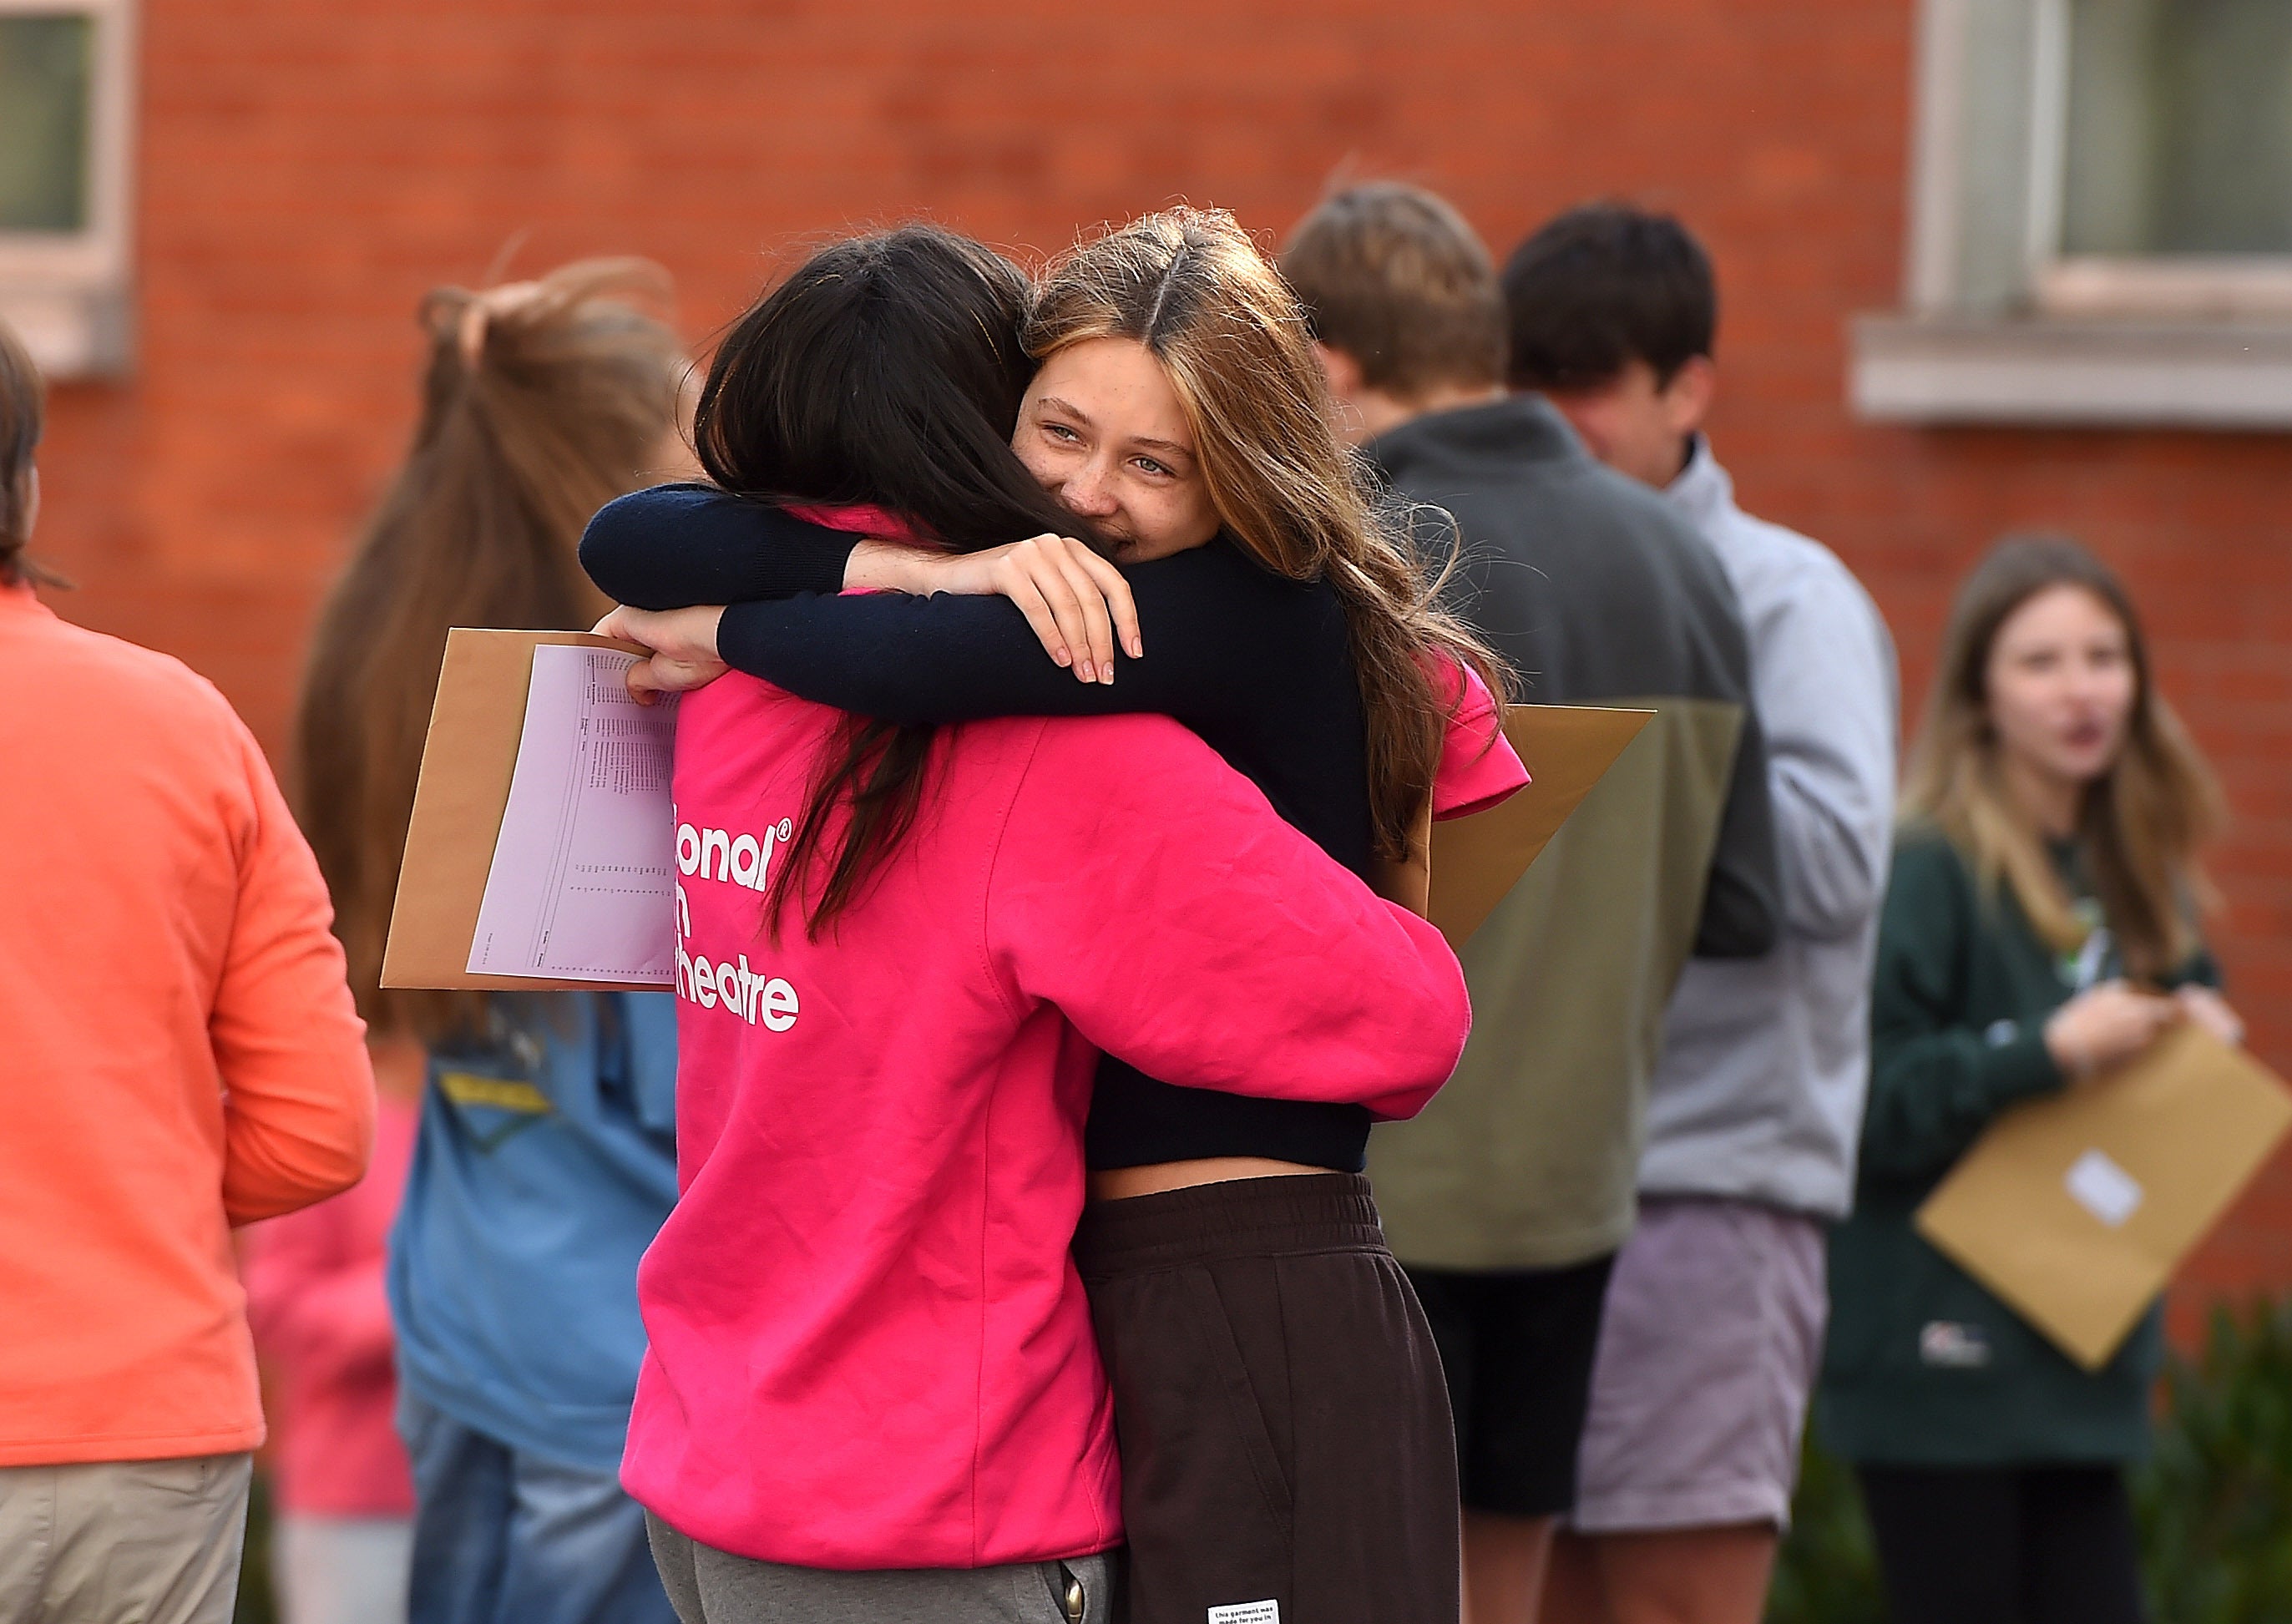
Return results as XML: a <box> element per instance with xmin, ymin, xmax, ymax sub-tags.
<box><xmin>672</xmin><ymin>807</ymin><xmax>801</xmax><ymax>1033</ymax></box>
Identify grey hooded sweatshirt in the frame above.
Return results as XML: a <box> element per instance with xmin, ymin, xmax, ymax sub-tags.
<box><xmin>1641</xmin><ymin>439</ymin><xmax>1900</xmax><ymax>1220</ymax></box>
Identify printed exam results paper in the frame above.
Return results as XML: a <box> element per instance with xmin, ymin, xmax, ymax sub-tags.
<box><xmin>467</xmin><ymin>644</ymin><xmax>679</xmax><ymax>984</ymax></box>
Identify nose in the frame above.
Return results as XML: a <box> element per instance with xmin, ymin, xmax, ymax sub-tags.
<box><xmin>1060</xmin><ymin>458</ymin><xmax>1121</xmax><ymax>519</ymax></box>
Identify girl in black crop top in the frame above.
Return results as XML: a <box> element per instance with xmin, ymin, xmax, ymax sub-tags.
<box><xmin>591</xmin><ymin>209</ymin><xmax>1511</xmax><ymax>1623</ymax></box>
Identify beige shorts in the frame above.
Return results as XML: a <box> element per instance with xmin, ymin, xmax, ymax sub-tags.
<box><xmin>1569</xmin><ymin>1197</ymin><xmax>1826</xmax><ymax>1535</ymax></box>
<box><xmin>0</xmin><ymin>1451</ymin><xmax>253</xmax><ymax>1624</ymax></box>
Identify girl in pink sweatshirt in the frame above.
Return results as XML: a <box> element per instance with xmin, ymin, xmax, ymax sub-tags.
<box><xmin>620</xmin><ymin>227</ymin><xmax>1510</xmax><ymax>1622</ymax></box>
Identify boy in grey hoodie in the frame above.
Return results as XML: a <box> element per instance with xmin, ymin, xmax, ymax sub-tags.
<box><xmin>1511</xmin><ymin>206</ymin><xmax>1899</xmax><ymax>1624</ymax></box>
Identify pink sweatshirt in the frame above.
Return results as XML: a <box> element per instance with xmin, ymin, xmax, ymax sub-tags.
<box><xmin>625</xmin><ymin>682</ymin><xmax>1482</xmax><ymax>1571</ymax></box>
<box><xmin>241</xmin><ymin>1078</ymin><xmax>420</xmax><ymax>1518</ymax></box>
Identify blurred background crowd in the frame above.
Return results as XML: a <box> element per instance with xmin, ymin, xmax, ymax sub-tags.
<box><xmin>3</xmin><ymin>2</ymin><xmax>2289</xmax><ymax>1622</ymax></box>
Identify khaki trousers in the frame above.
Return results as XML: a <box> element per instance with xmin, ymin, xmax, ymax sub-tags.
<box><xmin>0</xmin><ymin>1453</ymin><xmax>252</xmax><ymax>1624</ymax></box>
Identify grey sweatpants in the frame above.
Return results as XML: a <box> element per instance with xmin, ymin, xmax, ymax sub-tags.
<box><xmin>0</xmin><ymin>1453</ymin><xmax>253</xmax><ymax>1624</ymax></box>
<box><xmin>645</xmin><ymin>1513</ymin><xmax>1119</xmax><ymax>1624</ymax></box>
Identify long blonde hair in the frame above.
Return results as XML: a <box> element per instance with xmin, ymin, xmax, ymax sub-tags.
<box><xmin>1902</xmin><ymin>534</ymin><xmax>2223</xmax><ymax>980</ymax></box>
<box><xmin>1027</xmin><ymin>207</ymin><xmax>1507</xmax><ymax>858</ymax></box>
<box><xmin>296</xmin><ymin>259</ymin><xmax>685</xmax><ymax>1041</ymax></box>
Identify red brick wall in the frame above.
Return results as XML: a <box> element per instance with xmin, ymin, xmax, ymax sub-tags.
<box><xmin>29</xmin><ymin>0</ymin><xmax>2289</xmax><ymax>1315</ymax></box>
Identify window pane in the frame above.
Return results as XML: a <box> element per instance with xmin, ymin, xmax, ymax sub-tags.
<box><xmin>2062</xmin><ymin>0</ymin><xmax>2292</xmax><ymax>255</ymax></box>
<box><xmin>0</xmin><ymin>13</ymin><xmax>93</xmax><ymax>234</ymax></box>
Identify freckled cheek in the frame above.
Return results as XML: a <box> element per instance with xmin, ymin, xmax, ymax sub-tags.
<box><xmin>1015</xmin><ymin>443</ymin><xmax>1081</xmax><ymax>498</ymax></box>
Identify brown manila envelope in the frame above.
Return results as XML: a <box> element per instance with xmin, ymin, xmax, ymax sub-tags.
<box><xmin>1374</xmin><ymin>705</ymin><xmax>1654</xmax><ymax>946</ymax></box>
<box><xmin>1417</xmin><ymin>705</ymin><xmax>1655</xmax><ymax>949</ymax></box>
<box><xmin>382</xmin><ymin>628</ymin><xmax>673</xmax><ymax>994</ymax></box>
<box><xmin>1915</xmin><ymin>1024</ymin><xmax>2292</xmax><ymax>1370</ymax></box>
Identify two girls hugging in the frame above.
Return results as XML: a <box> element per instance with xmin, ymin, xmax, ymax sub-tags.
<box><xmin>587</xmin><ymin>210</ymin><xmax>1527</xmax><ymax>1624</ymax></box>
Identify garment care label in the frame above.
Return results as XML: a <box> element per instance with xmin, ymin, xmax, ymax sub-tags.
<box><xmin>1207</xmin><ymin>1604</ymin><xmax>1280</xmax><ymax>1624</ymax></box>
<box><xmin>2065</xmin><ymin>1148</ymin><xmax>2144</xmax><ymax>1228</ymax></box>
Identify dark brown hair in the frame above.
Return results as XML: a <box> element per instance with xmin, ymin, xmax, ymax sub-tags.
<box><xmin>1282</xmin><ymin>184</ymin><xmax>1508</xmax><ymax>397</ymax></box>
<box><xmin>295</xmin><ymin>260</ymin><xmax>686</xmax><ymax>1041</ymax></box>
<box><xmin>1035</xmin><ymin>206</ymin><xmax>1508</xmax><ymax>862</ymax></box>
<box><xmin>1903</xmin><ymin>534</ymin><xmax>2224</xmax><ymax>980</ymax></box>
<box><xmin>695</xmin><ymin>225</ymin><xmax>1094</xmax><ymax>939</ymax></box>
<box><xmin>0</xmin><ymin>317</ymin><xmax>63</xmax><ymax>589</ymax></box>
<box><xmin>1500</xmin><ymin>202</ymin><xmax>1716</xmax><ymax>390</ymax></box>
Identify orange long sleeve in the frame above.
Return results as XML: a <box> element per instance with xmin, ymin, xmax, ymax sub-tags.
<box><xmin>0</xmin><ymin>583</ymin><xmax>373</xmax><ymax>1466</ymax></box>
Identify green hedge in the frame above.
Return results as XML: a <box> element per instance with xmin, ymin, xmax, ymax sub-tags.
<box><xmin>2134</xmin><ymin>1298</ymin><xmax>2292</xmax><ymax>1623</ymax></box>
<box><xmin>1770</xmin><ymin>1296</ymin><xmax>2292</xmax><ymax>1624</ymax></box>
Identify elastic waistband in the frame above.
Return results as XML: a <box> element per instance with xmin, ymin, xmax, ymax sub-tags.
<box><xmin>1073</xmin><ymin>1172</ymin><xmax>1389</xmax><ymax>1278</ymax></box>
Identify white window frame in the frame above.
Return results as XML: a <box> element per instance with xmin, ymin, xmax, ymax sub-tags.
<box><xmin>1854</xmin><ymin>0</ymin><xmax>2292</xmax><ymax>428</ymax></box>
<box><xmin>0</xmin><ymin>0</ymin><xmax>136</xmax><ymax>377</ymax></box>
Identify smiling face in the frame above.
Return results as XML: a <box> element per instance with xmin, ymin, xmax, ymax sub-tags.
<box><xmin>1984</xmin><ymin>583</ymin><xmax>2138</xmax><ymax>797</ymax></box>
<box><xmin>1011</xmin><ymin>336</ymin><xmax>1222</xmax><ymax>562</ymax></box>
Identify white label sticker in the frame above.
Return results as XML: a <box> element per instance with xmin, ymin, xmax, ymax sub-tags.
<box><xmin>1920</xmin><ymin>1320</ymin><xmax>1991</xmax><ymax>1369</ymax></box>
<box><xmin>2065</xmin><ymin>1148</ymin><xmax>2144</xmax><ymax>1228</ymax></box>
<box><xmin>1207</xmin><ymin>1605</ymin><xmax>1280</xmax><ymax>1624</ymax></box>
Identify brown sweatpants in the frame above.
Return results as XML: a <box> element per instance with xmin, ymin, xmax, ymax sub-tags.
<box><xmin>1075</xmin><ymin>1173</ymin><xmax>1460</xmax><ymax>1624</ymax></box>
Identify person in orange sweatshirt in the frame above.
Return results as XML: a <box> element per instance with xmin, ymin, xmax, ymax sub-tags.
<box><xmin>0</xmin><ymin>315</ymin><xmax>376</xmax><ymax>1623</ymax></box>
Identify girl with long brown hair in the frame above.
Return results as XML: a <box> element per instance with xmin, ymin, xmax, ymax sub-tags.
<box><xmin>295</xmin><ymin>261</ymin><xmax>693</xmax><ymax>1624</ymax></box>
<box><xmin>1818</xmin><ymin>535</ymin><xmax>2239</xmax><ymax>1624</ymax></box>
<box><xmin>589</xmin><ymin>223</ymin><xmax>1481</xmax><ymax>1621</ymax></box>
<box><xmin>586</xmin><ymin>208</ymin><xmax>1518</xmax><ymax>1623</ymax></box>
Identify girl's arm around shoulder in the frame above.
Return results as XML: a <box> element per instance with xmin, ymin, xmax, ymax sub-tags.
<box><xmin>716</xmin><ymin>544</ymin><xmax>1249</xmax><ymax>730</ymax></box>
<box><xmin>984</xmin><ymin>714</ymin><xmax>1469</xmax><ymax>1120</ymax></box>
<box><xmin>579</xmin><ymin>484</ymin><xmax>861</xmax><ymax>610</ymax></box>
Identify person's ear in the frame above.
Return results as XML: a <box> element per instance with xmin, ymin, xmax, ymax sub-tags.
<box><xmin>1663</xmin><ymin>356</ymin><xmax>1717</xmax><ymax>439</ymax></box>
<box><xmin>1313</xmin><ymin>341</ymin><xmax>1366</xmax><ymax>407</ymax></box>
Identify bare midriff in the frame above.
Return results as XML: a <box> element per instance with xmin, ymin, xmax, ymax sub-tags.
<box><xmin>1087</xmin><ymin>1156</ymin><xmax>1328</xmax><ymax>1202</ymax></box>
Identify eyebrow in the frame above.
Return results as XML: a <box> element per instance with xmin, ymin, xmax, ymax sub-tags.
<box><xmin>1037</xmin><ymin>396</ymin><xmax>1196</xmax><ymax>463</ymax></box>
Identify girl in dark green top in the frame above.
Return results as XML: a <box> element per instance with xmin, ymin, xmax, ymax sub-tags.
<box><xmin>1818</xmin><ymin>536</ymin><xmax>2239</xmax><ymax>1624</ymax></box>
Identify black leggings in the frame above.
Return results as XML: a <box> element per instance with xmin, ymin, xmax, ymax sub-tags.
<box><xmin>1857</xmin><ymin>1464</ymin><xmax>2146</xmax><ymax>1624</ymax></box>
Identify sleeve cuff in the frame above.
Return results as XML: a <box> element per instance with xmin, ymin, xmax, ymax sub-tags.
<box><xmin>1976</xmin><ymin>1022</ymin><xmax>2066</xmax><ymax>1107</ymax></box>
<box><xmin>1429</xmin><ymin>662</ymin><xmax>1531</xmax><ymax>820</ymax></box>
<box><xmin>715</xmin><ymin>598</ymin><xmax>802</xmax><ymax>680</ymax></box>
